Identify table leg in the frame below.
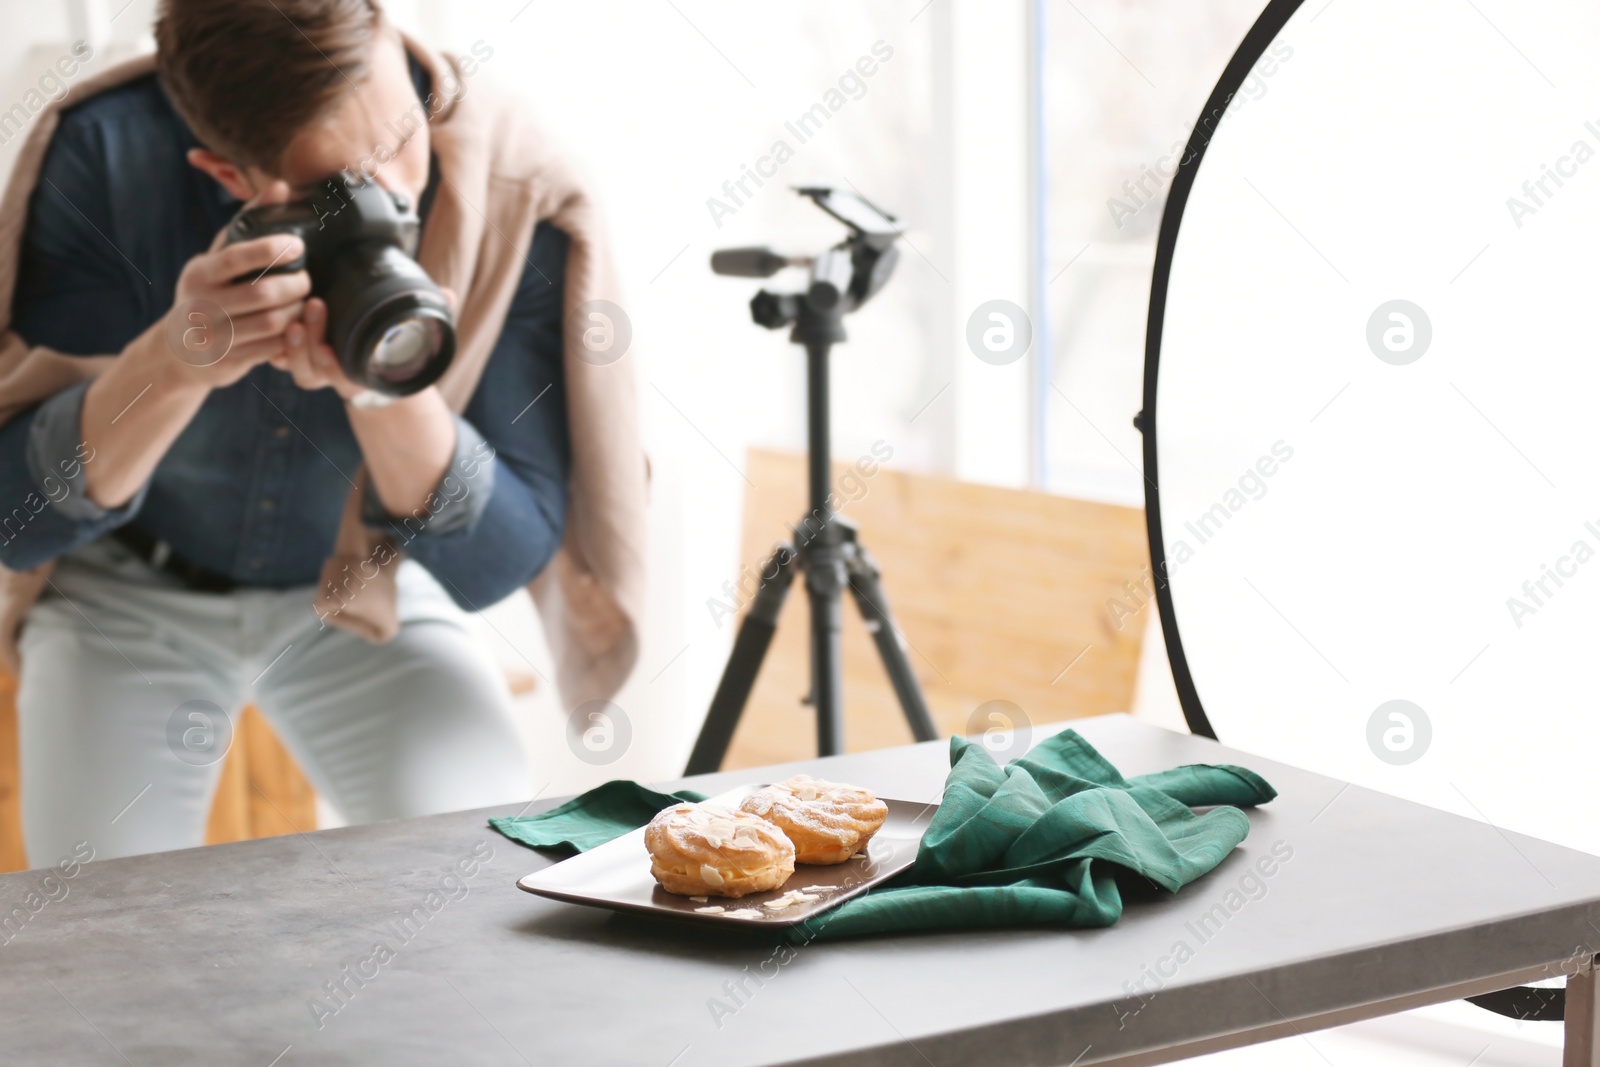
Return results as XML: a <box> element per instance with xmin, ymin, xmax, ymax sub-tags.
<box><xmin>1568</xmin><ymin>963</ymin><xmax>1600</xmax><ymax>1067</ymax></box>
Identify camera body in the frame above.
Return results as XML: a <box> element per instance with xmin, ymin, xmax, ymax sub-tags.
<box><xmin>223</xmin><ymin>170</ymin><xmax>455</xmax><ymax>396</ymax></box>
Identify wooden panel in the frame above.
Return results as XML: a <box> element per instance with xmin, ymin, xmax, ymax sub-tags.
<box><xmin>0</xmin><ymin>670</ymin><xmax>22</xmax><ymax>873</ymax></box>
<box><xmin>206</xmin><ymin>708</ymin><xmax>317</xmax><ymax>843</ymax></box>
<box><xmin>241</xmin><ymin>708</ymin><xmax>316</xmax><ymax>838</ymax></box>
<box><xmin>723</xmin><ymin>449</ymin><xmax>1150</xmax><ymax>770</ymax></box>
<box><xmin>204</xmin><ymin>725</ymin><xmax>252</xmax><ymax>846</ymax></box>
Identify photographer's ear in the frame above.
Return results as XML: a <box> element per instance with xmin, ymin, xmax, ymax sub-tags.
<box><xmin>186</xmin><ymin>149</ymin><xmax>289</xmax><ymax>208</ymax></box>
<box><xmin>187</xmin><ymin>149</ymin><xmax>256</xmax><ymax>203</ymax></box>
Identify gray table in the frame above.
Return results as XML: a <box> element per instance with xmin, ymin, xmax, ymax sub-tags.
<box><xmin>3</xmin><ymin>713</ymin><xmax>1598</xmax><ymax>1067</ymax></box>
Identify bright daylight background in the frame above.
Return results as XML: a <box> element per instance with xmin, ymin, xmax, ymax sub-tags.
<box><xmin>0</xmin><ymin>1</ymin><xmax>1580</xmax><ymax>1063</ymax></box>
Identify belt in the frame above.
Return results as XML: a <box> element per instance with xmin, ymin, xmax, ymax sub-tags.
<box><xmin>111</xmin><ymin>525</ymin><xmax>238</xmax><ymax>594</ymax></box>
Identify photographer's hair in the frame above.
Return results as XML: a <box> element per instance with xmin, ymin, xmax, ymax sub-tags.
<box><xmin>155</xmin><ymin>0</ymin><xmax>384</xmax><ymax>170</ymax></box>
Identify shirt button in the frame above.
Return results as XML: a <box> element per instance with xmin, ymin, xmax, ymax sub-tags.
<box><xmin>274</xmin><ymin>426</ymin><xmax>291</xmax><ymax>439</ymax></box>
<box><xmin>249</xmin><ymin>557</ymin><xmax>263</xmax><ymax>569</ymax></box>
<box><xmin>259</xmin><ymin>498</ymin><xmax>275</xmax><ymax>511</ymax></box>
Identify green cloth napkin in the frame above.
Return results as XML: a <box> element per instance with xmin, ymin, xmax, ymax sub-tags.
<box><xmin>490</xmin><ymin>780</ymin><xmax>706</xmax><ymax>855</ymax></box>
<box><xmin>490</xmin><ymin>730</ymin><xmax>1275</xmax><ymax>941</ymax></box>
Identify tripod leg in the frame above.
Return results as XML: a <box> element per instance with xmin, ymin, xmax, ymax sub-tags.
<box><xmin>684</xmin><ymin>545</ymin><xmax>799</xmax><ymax>775</ymax></box>
<box><xmin>806</xmin><ymin>543</ymin><xmax>847</xmax><ymax>758</ymax></box>
<box><xmin>844</xmin><ymin>540</ymin><xmax>939</xmax><ymax>743</ymax></box>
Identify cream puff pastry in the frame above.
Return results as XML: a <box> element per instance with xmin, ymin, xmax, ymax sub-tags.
<box><xmin>644</xmin><ymin>803</ymin><xmax>796</xmax><ymax>898</ymax></box>
<box><xmin>739</xmin><ymin>775</ymin><xmax>888</xmax><ymax>865</ymax></box>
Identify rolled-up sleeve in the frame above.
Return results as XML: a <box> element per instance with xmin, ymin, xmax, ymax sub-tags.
<box><xmin>361</xmin><ymin>412</ymin><xmax>496</xmax><ymax>536</ymax></box>
<box><xmin>380</xmin><ymin>221</ymin><xmax>572</xmax><ymax>608</ymax></box>
<box><xmin>27</xmin><ymin>379</ymin><xmax>148</xmax><ymax>523</ymax></box>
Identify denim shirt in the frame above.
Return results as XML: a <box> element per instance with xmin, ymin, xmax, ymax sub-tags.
<box><xmin>0</xmin><ymin>64</ymin><xmax>570</xmax><ymax>610</ymax></box>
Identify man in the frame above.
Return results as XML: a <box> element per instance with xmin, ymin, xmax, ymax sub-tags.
<box><xmin>0</xmin><ymin>0</ymin><xmax>646</xmax><ymax>865</ymax></box>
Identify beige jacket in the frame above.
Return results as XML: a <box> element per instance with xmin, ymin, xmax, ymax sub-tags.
<box><xmin>0</xmin><ymin>43</ymin><xmax>647</xmax><ymax>704</ymax></box>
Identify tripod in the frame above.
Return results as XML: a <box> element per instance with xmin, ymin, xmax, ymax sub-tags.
<box><xmin>684</xmin><ymin>188</ymin><xmax>939</xmax><ymax>775</ymax></box>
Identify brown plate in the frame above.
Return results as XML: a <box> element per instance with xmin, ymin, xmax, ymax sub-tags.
<box><xmin>515</xmin><ymin>786</ymin><xmax>934</xmax><ymax>928</ymax></box>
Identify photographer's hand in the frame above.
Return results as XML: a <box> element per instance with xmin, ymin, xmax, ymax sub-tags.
<box><xmin>79</xmin><ymin>232</ymin><xmax>313</xmax><ymax>510</ymax></box>
<box><xmin>270</xmin><ymin>296</ymin><xmax>363</xmax><ymax>400</ymax></box>
<box><xmin>279</xmin><ymin>292</ymin><xmax>458</xmax><ymax>521</ymax></box>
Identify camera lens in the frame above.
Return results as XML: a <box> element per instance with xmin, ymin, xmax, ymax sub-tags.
<box><xmin>370</xmin><ymin>317</ymin><xmax>443</xmax><ymax>380</ymax></box>
<box><xmin>349</xmin><ymin>296</ymin><xmax>453</xmax><ymax>393</ymax></box>
<box><xmin>322</xmin><ymin>243</ymin><xmax>456</xmax><ymax>396</ymax></box>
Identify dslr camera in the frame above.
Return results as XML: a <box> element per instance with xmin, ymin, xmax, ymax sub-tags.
<box><xmin>223</xmin><ymin>170</ymin><xmax>455</xmax><ymax>396</ymax></box>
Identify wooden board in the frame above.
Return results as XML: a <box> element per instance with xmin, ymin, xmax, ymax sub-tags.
<box><xmin>0</xmin><ymin>671</ymin><xmax>21</xmax><ymax>873</ymax></box>
<box><xmin>721</xmin><ymin>449</ymin><xmax>1151</xmax><ymax>769</ymax></box>
<box><xmin>205</xmin><ymin>708</ymin><xmax>316</xmax><ymax>845</ymax></box>
<box><xmin>205</xmin><ymin>721</ymin><xmax>252</xmax><ymax>846</ymax></box>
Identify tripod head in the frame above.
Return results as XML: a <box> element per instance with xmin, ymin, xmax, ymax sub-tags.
<box><xmin>710</xmin><ymin>187</ymin><xmax>901</xmax><ymax>342</ymax></box>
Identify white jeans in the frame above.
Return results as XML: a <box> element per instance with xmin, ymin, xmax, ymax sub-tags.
<box><xmin>17</xmin><ymin>537</ymin><xmax>532</xmax><ymax>866</ymax></box>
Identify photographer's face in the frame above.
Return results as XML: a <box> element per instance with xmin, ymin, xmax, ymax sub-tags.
<box><xmin>188</xmin><ymin>27</ymin><xmax>431</xmax><ymax>210</ymax></box>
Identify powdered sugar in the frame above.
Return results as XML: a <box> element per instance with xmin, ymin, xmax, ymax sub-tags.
<box><xmin>738</xmin><ymin>776</ymin><xmax>885</xmax><ymax>841</ymax></box>
<box><xmin>648</xmin><ymin>802</ymin><xmax>792</xmax><ymax>859</ymax></box>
